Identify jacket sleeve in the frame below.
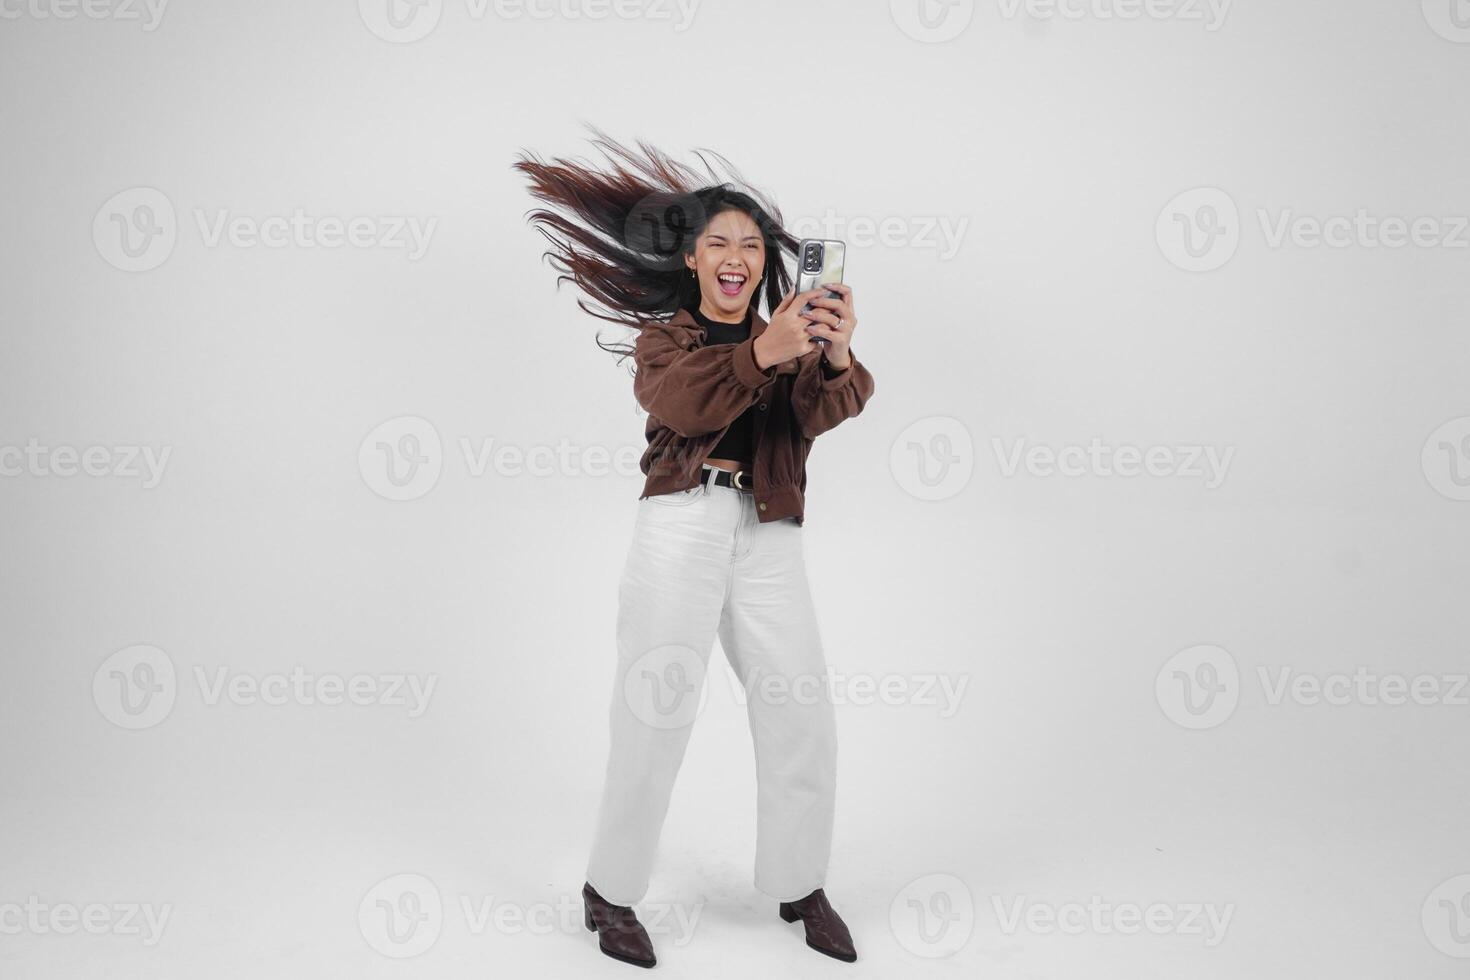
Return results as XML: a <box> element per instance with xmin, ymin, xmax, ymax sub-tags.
<box><xmin>633</xmin><ymin>323</ymin><xmax>778</xmax><ymax>437</ymax></box>
<box><xmin>791</xmin><ymin>350</ymin><xmax>875</xmax><ymax>440</ymax></box>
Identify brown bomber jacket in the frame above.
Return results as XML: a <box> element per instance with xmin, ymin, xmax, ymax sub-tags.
<box><xmin>635</xmin><ymin>305</ymin><xmax>875</xmax><ymax>524</ymax></box>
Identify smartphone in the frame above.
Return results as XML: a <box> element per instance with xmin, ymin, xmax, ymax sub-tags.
<box><xmin>795</xmin><ymin>238</ymin><xmax>845</xmax><ymax>346</ymax></box>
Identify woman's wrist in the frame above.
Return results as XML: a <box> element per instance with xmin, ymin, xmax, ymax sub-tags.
<box><xmin>751</xmin><ymin>333</ymin><xmax>771</xmax><ymax>370</ymax></box>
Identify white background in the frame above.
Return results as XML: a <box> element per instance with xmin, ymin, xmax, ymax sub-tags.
<box><xmin>2</xmin><ymin>0</ymin><xmax>1469</xmax><ymax>977</ymax></box>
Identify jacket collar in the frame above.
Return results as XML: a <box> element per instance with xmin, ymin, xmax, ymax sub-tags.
<box><xmin>665</xmin><ymin>305</ymin><xmax>805</xmax><ymax>375</ymax></box>
<box><xmin>667</xmin><ymin>305</ymin><xmax>767</xmax><ymax>341</ymax></box>
<box><xmin>667</xmin><ymin>307</ymin><xmax>805</xmax><ymax>376</ymax></box>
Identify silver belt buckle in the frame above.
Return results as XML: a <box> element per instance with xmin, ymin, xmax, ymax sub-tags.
<box><xmin>731</xmin><ymin>469</ymin><xmax>746</xmax><ymax>491</ymax></box>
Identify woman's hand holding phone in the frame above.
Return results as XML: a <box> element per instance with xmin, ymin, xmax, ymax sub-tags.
<box><xmin>801</xmin><ymin>283</ymin><xmax>856</xmax><ymax>370</ymax></box>
<box><xmin>754</xmin><ymin>287</ymin><xmax>831</xmax><ymax>370</ymax></box>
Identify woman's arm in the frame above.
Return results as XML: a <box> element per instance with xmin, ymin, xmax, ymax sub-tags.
<box><xmin>633</xmin><ymin>324</ymin><xmax>777</xmax><ymax>437</ymax></box>
<box><xmin>792</xmin><ymin>352</ymin><xmax>875</xmax><ymax>439</ymax></box>
<box><xmin>791</xmin><ymin>283</ymin><xmax>874</xmax><ymax>439</ymax></box>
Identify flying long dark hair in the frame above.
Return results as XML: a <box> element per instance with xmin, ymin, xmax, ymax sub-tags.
<box><xmin>514</xmin><ymin>127</ymin><xmax>797</xmax><ymax>360</ymax></box>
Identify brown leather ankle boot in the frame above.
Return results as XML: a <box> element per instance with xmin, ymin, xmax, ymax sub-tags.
<box><xmin>583</xmin><ymin>882</ymin><xmax>657</xmax><ymax>968</ymax></box>
<box><xmin>779</xmin><ymin>888</ymin><xmax>856</xmax><ymax>962</ymax></box>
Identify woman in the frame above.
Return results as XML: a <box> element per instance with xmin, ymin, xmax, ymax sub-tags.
<box><xmin>515</xmin><ymin>131</ymin><xmax>874</xmax><ymax>968</ymax></box>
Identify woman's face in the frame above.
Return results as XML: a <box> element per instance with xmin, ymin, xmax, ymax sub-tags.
<box><xmin>685</xmin><ymin>208</ymin><xmax>765</xmax><ymax>321</ymax></box>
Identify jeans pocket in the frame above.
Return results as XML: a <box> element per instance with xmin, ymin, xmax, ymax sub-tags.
<box><xmin>643</xmin><ymin>486</ymin><xmax>705</xmax><ymax>507</ymax></box>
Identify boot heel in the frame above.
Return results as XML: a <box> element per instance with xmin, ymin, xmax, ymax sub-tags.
<box><xmin>584</xmin><ymin>905</ymin><xmax>596</xmax><ymax>932</ymax></box>
<box><xmin>779</xmin><ymin>903</ymin><xmax>800</xmax><ymax>923</ymax></box>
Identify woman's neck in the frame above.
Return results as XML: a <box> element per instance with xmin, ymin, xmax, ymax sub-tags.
<box><xmin>695</xmin><ymin>301</ymin><xmax>749</xmax><ymax>325</ymax></box>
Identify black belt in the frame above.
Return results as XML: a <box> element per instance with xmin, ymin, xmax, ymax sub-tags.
<box><xmin>702</xmin><ymin>464</ymin><xmax>755</xmax><ymax>492</ymax></box>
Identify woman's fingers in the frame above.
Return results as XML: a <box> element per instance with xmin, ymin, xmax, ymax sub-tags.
<box><xmin>790</xmin><ymin>289</ymin><xmax>832</xmax><ymax>322</ymax></box>
<box><xmin>804</xmin><ymin>322</ymin><xmax>845</xmax><ymax>344</ymax></box>
<box><xmin>796</xmin><ymin>286</ymin><xmax>831</xmax><ymax>309</ymax></box>
<box><xmin>821</xmin><ymin>282</ymin><xmax>855</xmax><ymax>310</ymax></box>
<box><xmin>822</xmin><ymin>284</ymin><xmax>856</xmax><ymax>319</ymax></box>
<box><xmin>805</xmin><ymin>294</ymin><xmax>853</xmax><ymax>320</ymax></box>
<box><xmin>805</xmin><ymin>319</ymin><xmax>852</xmax><ymax>342</ymax></box>
<box><xmin>804</xmin><ymin>305</ymin><xmax>853</xmax><ymax>332</ymax></box>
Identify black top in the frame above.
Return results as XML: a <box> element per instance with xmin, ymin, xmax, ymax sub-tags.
<box><xmin>688</xmin><ymin>304</ymin><xmax>758</xmax><ymax>467</ymax></box>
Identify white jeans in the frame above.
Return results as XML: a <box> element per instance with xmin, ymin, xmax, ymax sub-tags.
<box><xmin>585</xmin><ymin>466</ymin><xmax>838</xmax><ymax>906</ymax></box>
